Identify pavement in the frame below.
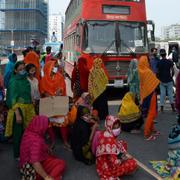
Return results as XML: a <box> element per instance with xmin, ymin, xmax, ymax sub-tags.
<box><xmin>0</xmin><ymin>102</ymin><xmax>177</xmax><ymax>180</ymax></box>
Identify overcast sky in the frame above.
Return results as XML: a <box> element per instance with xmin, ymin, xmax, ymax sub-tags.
<box><xmin>49</xmin><ymin>0</ymin><xmax>180</xmax><ymax>36</ymax></box>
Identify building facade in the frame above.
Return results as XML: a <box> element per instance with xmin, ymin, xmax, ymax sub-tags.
<box><xmin>49</xmin><ymin>13</ymin><xmax>64</xmax><ymax>42</ymax></box>
<box><xmin>161</xmin><ymin>24</ymin><xmax>180</xmax><ymax>40</ymax></box>
<box><xmin>0</xmin><ymin>0</ymin><xmax>48</xmax><ymax>49</ymax></box>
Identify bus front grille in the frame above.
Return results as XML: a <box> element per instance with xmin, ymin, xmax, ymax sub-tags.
<box><xmin>104</xmin><ymin>61</ymin><xmax>130</xmax><ymax>77</ymax></box>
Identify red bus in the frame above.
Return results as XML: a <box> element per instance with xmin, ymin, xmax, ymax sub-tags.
<box><xmin>64</xmin><ymin>0</ymin><xmax>154</xmax><ymax>87</ymax></box>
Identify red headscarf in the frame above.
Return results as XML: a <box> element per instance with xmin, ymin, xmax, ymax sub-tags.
<box><xmin>40</xmin><ymin>60</ymin><xmax>66</xmax><ymax>96</ymax></box>
<box><xmin>78</xmin><ymin>57</ymin><xmax>90</xmax><ymax>92</ymax></box>
<box><xmin>24</xmin><ymin>51</ymin><xmax>40</xmax><ymax>81</ymax></box>
<box><xmin>20</xmin><ymin>116</ymin><xmax>49</xmax><ymax>167</ymax></box>
<box><xmin>96</xmin><ymin>115</ymin><xmax>126</xmax><ymax>157</ymax></box>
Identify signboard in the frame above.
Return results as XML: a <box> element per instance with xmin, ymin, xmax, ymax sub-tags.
<box><xmin>39</xmin><ymin>96</ymin><xmax>69</xmax><ymax>117</ymax></box>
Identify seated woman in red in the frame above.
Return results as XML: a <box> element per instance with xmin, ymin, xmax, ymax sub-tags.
<box><xmin>96</xmin><ymin>115</ymin><xmax>137</xmax><ymax>180</ymax></box>
<box><xmin>20</xmin><ymin>115</ymin><xmax>65</xmax><ymax>180</ymax></box>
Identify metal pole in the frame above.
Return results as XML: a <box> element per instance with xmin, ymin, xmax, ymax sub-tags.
<box><xmin>11</xmin><ymin>29</ymin><xmax>14</xmax><ymax>53</ymax></box>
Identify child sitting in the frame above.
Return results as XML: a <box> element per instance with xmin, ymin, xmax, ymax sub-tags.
<box><xmin>96</xmin><ymin>115</ymin><xmax>137</xmax><ymax>180</ymax></box>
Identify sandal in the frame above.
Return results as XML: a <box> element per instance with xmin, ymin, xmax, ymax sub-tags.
<box><xmin>153</xmin><ymin>131</ymin><xmax>160</xmax><ymax>136</ymax></box>
<box><xmin>145</xmin><ymin>135</ymin><xmax>156</xmax><ymax>141</ymax></box>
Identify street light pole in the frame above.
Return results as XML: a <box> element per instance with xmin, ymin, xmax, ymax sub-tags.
<box><xmin>11</xmin><ymin>29</ymin><xmax>14</xmax><ymax>53</ymax></box>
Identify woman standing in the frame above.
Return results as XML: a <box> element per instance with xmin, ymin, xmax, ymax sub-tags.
<box><xmin>127</xmin><ymin>58</ymin><xmax>140</xmax><ymax>101</ymax></box>
<box><xmin>138</xmin><ymin>56</ymin><xmax>160</xmax><ymax>140</ymax></box>
<box><xmin>71</xmin><ymin>57</ymin><xmax>90</xmax><ymax>101</ymax></box>
<box><xmin>96</xmin><ymin>115</ymin><xmax>137</xmax><ymax>179</ymax></box>
<box><xmin>26</xmin><ymin>64</ymin><xmax>40</xmax><ymax>115</ymax></box>
<box><xmin>24</xmin><ymin>50</ymin><xmax>41</xmax><ymax>81</ymax></box>
<box><xmin>40</xmin><ymin>60</ymin><xmax>69</xmax><ymax>149</ymax></box>
<box><xmin>88</xmin><ymin>58</ymin><xmax>109</xmax><ymax>120</ymax></box>
<box><xmin>3</xmin><ymin>53</ymin><xmax>17</xmax><ymax>88</ymax></box>
<box><xmin>20</xmin><ymin>115</ymin><xmax>65</xmax><ymax>180</ymax></box>
<box><xmin>5</xmin><ymin>61</ymin><xmax>35</xmax><ymax>158</ymax></box>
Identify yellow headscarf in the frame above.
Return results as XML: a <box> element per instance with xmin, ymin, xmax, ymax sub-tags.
<box><xmin>118</xmin><ymin>92</ymin><xmax>141</xmax><ymax>123</ymax></box>
<box><xmin>138</xmin><ymin>56</ymin><xmax>160</xmax><ymax>103</ymax></box>
<box><xmin>88</xmin><ymin>58</ymin><xmax>108</xmax><ymax>101</ymax></box>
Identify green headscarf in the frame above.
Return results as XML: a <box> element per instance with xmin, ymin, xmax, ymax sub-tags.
<box><xmin>127</xmin><ymin>59</ymin><xmax>140</xmax><ymax>101</ymax></box>
<box><xmin>6</xmin><ymin>62</ymin><xmax>32</xmax><ymax>108</ymax></box>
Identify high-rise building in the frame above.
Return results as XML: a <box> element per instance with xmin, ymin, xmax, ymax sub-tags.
<box><xmin>161</xmin><ymin>24</ymin><xmax>180</xmax><ymax>40</ymax></box>
<box><xmin>49</xmin><ymin>13</ymin><xmax>64</xmax><ymax>42</ymax></box>
<box><xmin>0</xmin><ymin>0</ymin><xmax>48</xmax><ymax>49</ymax></box>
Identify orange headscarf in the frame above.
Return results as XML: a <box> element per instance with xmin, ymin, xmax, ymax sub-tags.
<box><xmin>24</xmin><ymin>51</ymin><xmax>40</xmax><ymax>81</ymax></box>
<box><xmin>138</xmin><ymin>56</ymin><xmax>160</xmax><ymax>103</ymax></box>
<box><xmin>40</xmin><ymin>60</ymin><xmax>66</xmax><ymax>96</ymax></box>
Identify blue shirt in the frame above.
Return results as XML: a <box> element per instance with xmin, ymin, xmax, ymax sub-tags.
<box><xmin>150</xmin><ymin>56</ymin><xmax>160</xmax><ymax>74</ymax></box>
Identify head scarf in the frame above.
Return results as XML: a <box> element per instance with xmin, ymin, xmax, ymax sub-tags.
<box><xmin>78</xmin><ymin>57</ymin><xmax>90</xmax><ymax>92</ymax></box>
<box><xmin>138</xmin><ymin>56</ymin><xmax>160</xmax><ymax>103</ymax></box>
<box><xmin>3</xmin><ymin>53</ymin><xmax>17</xmax><ymax>88</ymax></box>
<box><xmin>24</xmin><ymin>51</ymin><xmax>40</xmax><ymax>81</ymax></box>
<box><xmin>127</xmin><ymin>59</ymin><xmax>140</xmax><ymax>100</ymax></box>
<box><xmin>40</xmin><ymin>60</ymin><xmax>66</xmax><ymax>96</ymax></box>
<box><xmin>88</xmin><ymin>58</ymin><xmax>108</xmax><ymax>101</ymax></box>
<box><xmin>96</xmin><ymin>115</ymin><xmax>126</xmax><ymax>157</ymax></box>
<box><xmin>118</xmin><ymin>92</ymin><xmax>141</xmax><ymax>123</ymax></box>
<box><xmin>20</xmin><ymin>116</ymin><xmax>49</xmax><ymax>167</ymax></box>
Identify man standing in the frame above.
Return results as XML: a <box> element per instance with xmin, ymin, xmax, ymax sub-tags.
<box><xmin>150</xmin><ymin>48</ymin><xmax>160</xmax><ymax>75</ymax></box>
<box><xmin>157</xmin><ymin>49</ymin><xmax>175</xmax><ymax>112</ymax></box>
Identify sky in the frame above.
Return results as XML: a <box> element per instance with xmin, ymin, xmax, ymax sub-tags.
<box><xmin>49</xmin><ymin>0</ymin><xmax>180</xmax><ymax>36</ymax></box>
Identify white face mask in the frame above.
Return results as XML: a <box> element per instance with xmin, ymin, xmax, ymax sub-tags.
<box><xmin>52</xmin><ymin>67</ymin><xmax>58</xmax><ymax>73</ymax></box>
<box><xmin>112</xmin><ymin>128</ymin><xmax>121</xmax><ymax>137</ymax></box>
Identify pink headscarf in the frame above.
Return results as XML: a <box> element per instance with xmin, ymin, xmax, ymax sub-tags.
<box><xmin>96</xmin><ymin>115</ymin><xmax>126</xmax><ymax>157</ymax></box>
<box><xmin>20</xmin><ymin>116</ymin><xmax>49</xmax><ymax>167</ymax></box>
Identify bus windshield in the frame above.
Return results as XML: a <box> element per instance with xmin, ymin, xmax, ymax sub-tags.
<box><xmin>83</xmin><ymin>21</ymin><xmax>148</xmax><ymax>54</ymax></box>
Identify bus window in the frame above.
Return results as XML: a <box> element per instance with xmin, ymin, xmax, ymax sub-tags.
<box><xmin>82</xmin><ymin>21</ymin><xmax>147</xmax><ymax>54</ymax></box>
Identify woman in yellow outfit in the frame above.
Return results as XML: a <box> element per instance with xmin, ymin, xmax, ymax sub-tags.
<box><xmin>5</xmin><ymin>61</ymin><xmax>35</xmax><ymax>158</ymax></box>
<box><xmin>118</xmin><ymin>92</ymin><xmax>143</xmax><ymax>133</ymax></box>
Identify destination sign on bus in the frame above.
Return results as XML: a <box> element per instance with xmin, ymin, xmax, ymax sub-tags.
<box><xmin>103</xmin><ymin>5</ymin><xmax>130</xmax><ymax>15</ymax></box>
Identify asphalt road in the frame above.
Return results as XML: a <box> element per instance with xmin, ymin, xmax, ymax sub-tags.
<box><xmin>0</xmin><ymin>100</ymin><xmax>177</xmax><ymax>180</ymax></box>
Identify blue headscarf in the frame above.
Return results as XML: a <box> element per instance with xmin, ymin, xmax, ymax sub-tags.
<box><xmin>4</xmin><ymin>53</ymin><xmax>17</xmax><ymax>88</ymax></box>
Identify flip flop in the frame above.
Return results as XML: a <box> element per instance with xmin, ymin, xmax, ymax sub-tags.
<box><xmin>145</xmin><ymin>135</ymin><xmax>156</xmax><ymax>141</ymax></box>
<box><xmin>153</xmin><ymin>131</ymin><xmax>160</xmax><ymax>136</ymax></box>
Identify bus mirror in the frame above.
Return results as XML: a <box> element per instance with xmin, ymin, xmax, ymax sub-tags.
<box><xmin>147</xmin><ymin>20</ymin><xmax>155</xmax><ymax>42</ymax></box>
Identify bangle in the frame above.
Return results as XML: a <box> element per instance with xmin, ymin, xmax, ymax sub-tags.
<box><xmin>44</xmin><ymin>175</ymin><xmax>50</xmax><ymax>180</ymax></box>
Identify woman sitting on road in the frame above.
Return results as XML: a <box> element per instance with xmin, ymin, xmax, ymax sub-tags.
<box><xmin>96</xmin><ymin>115</ymin><xmax>137</xmax><ymax>179</ymax></box>
<box><xmin>20</xmin><ymin>115</ymin><xmax>65</xmax><ymax>180</ymax></box>
<box><xmin>165</xmin><ymin>115</ymin><xmax>180</xmax><ymax>179</ymax></box>
<box><xmin>71</xmin><ymin>100</ymin><xmax>99</xmax><ymax>165</ymax></box>
<box><xmin>118</xmin><ymin>92</ymin><xmax>143</xmax><ymax>133</ymax></box>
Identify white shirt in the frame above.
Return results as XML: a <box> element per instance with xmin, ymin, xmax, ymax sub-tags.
<box><xmin>27</xmin><ymin>77</ymin><xmax>40</xmax><ymax>100</ymax></box>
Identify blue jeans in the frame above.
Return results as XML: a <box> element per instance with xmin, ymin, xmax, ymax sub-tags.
<box><xmin>160</xmin><ymin>81</ymin><xmax>174</xmax><ymax>106</ymax></box>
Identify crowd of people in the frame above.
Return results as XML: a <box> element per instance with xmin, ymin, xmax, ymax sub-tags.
<box><xmin>0</xmin><ymin>45</ymin><xmax>179</xmax><ymax>180</ymax></box>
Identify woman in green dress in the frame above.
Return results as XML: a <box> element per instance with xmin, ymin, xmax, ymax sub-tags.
<box><xmin>5</xmin><ymin>61</ymin><xmax>35</xmax><ymax>159</ymax></box>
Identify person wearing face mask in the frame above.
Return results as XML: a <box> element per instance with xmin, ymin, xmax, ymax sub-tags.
<box><xmin>40</xmin><ymin>59</ymin><xmax>70</xmax><ymax>150</ymax></box>
<box><xmin>5</xmin><ymin>61</ymin><xmax>35</xmax><ymax>159</ymax></box>
<box><xmin>96</xmin><ymin>115</ymin><xmax>137</xmax><ymax>180</ymax></box>
<box><xmin>26</xmin><ymin>64</ymin><xmax>40</xmax><ymax>115</ymax></box>
<box><xmin>24</xmin><ymin>49</ymin><xmax>41</xmax><ymax>82</ymax></box>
